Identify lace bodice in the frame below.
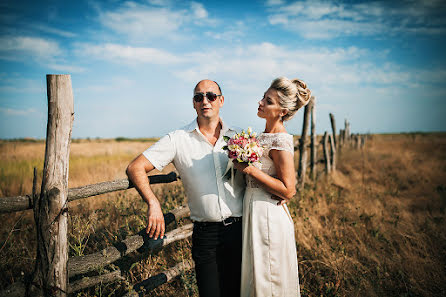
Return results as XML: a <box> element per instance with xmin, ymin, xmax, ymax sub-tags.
<box><xmin>247</xmin><ymin>133</ymin><xmax>294</xmax><ymax>188</ymax></box>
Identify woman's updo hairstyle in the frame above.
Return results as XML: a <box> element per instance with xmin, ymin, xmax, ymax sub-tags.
<box><xmin>269</xmin><ymin>77</ymin><xmax>312</xmax><ymax>121</ymax></box>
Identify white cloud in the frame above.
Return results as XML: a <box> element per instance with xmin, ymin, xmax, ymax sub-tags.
<box><xmin>292</xmin><ymin>18</ymin><xmax>385</xmax><ymax>39</ymax></box>
<box><xmin>72</xmin><ymin>39</ymin><xmax>436</xmax><ymax>97</ymax></box>
<box><xmin>47</xmin><ymin>64</ymin><xmax>86</xmax><ymax>73</ymax></box>
<box><xmin>75</xmin><ymin>43</ymin><xmax>182</xmax><ymax>65</ymax></box>
<box><xmin>173</xmin><ymin>42</ymin><xmax>432</xmax><ymax>98</ymax></box>
<box><xmin>190</xmin><ymin>2</ymin><xmax>208</xmax><ymax>19</ymax></box>
<box><xmin>267</xmin><ymin>0</ymin><xmax>446</xmax><ymax>39</ymax></box>
<box><xmin>265</xmin><ymin>0</ymin><xmax>285</xmax><ymax>6</ymax></box>
<box><xmin>205</xmin><ymin>21</ymin><xmax>245</xmax><ymax>41</ymax></box>
<box><xmin>34</xmin><ymin>24</ymin><xmax>77</xmax><ymax>38</ymax></box>
<box><xmin>70</xmin><ymin>37</ymin><xmax>441</xmax><ymax>128</ymax></box>
<box><xmin>76</xmin><ymin>76</ymin><xmax>136</xmax><ymax>94</ymax></box>
<box><xmin>205</xmin><ymin>29</ymin><xmax>244</xmax><ymax>41</ymax></box>
<box><xmin>96</xmin><ymin>1</ymin><xmax>217</xmax><ymax>42</ymax></box>
<box><xmin>96</xmin><ymin>1</ymin><xmax>217</xmax><ymax>41</ymax></box>
<box><xmin>0</xmin><ymin>107</ymin><xmax>37</xmax><ymax>116</ymax></box>
<box><xmin>0</xmin><ymin>76</ymin><xmax>45</xmax><ymax>94</ymax></box>
<box><xmin>98</xmin><ymin>2</ymin><xmax>185</xmax><ymax>40</ymax></box>
<box><xmin>147</xmin><ymin>0</ymin><xmax>171</xmax><ymax>6</ymax></box>
<box><xmin>0</xmin><ymin>36</ymin><xmax>62</xmax><ymax>60</ymax></box>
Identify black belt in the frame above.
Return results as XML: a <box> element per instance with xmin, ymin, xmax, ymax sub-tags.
<box><xmin>194</xmin><ymin>216</ymin><xmax>242</xmax><ymax>227</ymax></box>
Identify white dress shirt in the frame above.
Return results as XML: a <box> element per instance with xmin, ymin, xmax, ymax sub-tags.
<box><xmin>143</xmin><ymin>118</ymin><xmax>245</xmax><ymax>222</ymax></box>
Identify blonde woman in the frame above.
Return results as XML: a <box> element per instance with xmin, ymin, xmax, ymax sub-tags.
<box><xmin>233</xmin><ymin>77</ymin><xmax>311</xmax><ymax>297</ymax></box>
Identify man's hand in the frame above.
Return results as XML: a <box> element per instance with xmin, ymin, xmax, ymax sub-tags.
<box><xmin>271</xmin><ymin>194</ymin><xmax>287</xmax><ymax>206</ymax></box>
<box><xmin>146</xmin><ymin>200</ymin><xmax>165</xmax><ymax>240</ymax></box>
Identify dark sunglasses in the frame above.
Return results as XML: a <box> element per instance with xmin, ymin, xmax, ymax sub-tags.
<box><xmin>193</xmin><ymin>92</ymin><xmax>222</xmax><ymax>102</ymax></box>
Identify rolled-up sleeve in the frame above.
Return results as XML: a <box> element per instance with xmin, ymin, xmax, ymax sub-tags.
<box><xmin>142</xmin><ymin>134</ymin><xmax>175</xmax><ymax>171</ymax></box>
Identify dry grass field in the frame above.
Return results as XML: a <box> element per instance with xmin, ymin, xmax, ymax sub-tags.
<box><xmin>0</xmin><ymin>133</ymin><xmax>445</xmax><ymax>296</ymax></box>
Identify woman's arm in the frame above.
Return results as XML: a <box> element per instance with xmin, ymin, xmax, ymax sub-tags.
<box><xmin>233</xmin><ymin>149</ymin><xmax>296</xmax><ymax>201</ymax></box>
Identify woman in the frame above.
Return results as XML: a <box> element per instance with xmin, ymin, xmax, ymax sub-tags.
<box><xmin>233</xmin><ymin>77</ymin><xmax>311</xmax><ymax>297</ymax></box>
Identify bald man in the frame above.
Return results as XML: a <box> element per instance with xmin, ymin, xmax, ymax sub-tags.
<box><xmin>127</xmin><ymin>80</ymin><xmax>245</xmax><ymax>297</ymax></box>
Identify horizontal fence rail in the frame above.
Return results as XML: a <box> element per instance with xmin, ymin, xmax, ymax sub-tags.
<box><xmin>69</xmin><ymin>219</ymin><xmax>192</xmax><ymax>277</ymax></box>
<box><xmin>0</xmin><ymin>172</ymin><xmax>179</xmax><ymax>214</ymax></box>
<box><xmin>124</xmin><ymin>260</ymin><xmax>195</xmax><ymax>297</ymax></box>
<box><xmin>69</xmin><ymin>269</ymin><xmax>124</xmax><ymax>294</ymax></box>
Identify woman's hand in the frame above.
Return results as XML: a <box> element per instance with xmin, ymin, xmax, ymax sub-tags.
<box><xmin>232</xmin><ymin>160</ymin><xmax>250</xmax><ymax>174</ymax></box>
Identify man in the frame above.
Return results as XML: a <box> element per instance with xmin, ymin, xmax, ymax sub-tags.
<box><xmin>126</xmin><ymin>80</ymin><xmax>245</xmax><ymax>297</ymax></box>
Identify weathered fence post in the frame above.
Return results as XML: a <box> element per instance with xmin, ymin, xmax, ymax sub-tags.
<box><xmin>329</xmin><ymin>113</ymin><xmax>337</xmax><ymax>148</ymax></box>
<box><xmin>344</xmin><ymin>119</ymin><xmax>350</xmax><ymax>146</ymax></box>
<box><xmin>329</xmin><ymin>133</ymin><xmax>336</xmax><ymax>171</ymax></box>
<box><xmin>310</xmin><ymin>97</ymin><xmax>317</xmax><ymax>180</ymax></box>
<box><xmin>356</xmin><ymin>134</ymin><xmax>361</xmax><ymax>149</ymax></box>
<box><xmin>29</xmin><ymin>75</ymin><xmax>74</xmax><ymax>297</ymax></box>
<box><xmin>360</xmin><ymin>135</ymin><xmax>366</xmax><ymax>149</ymax></box>
<box><xmin>339</xmin><ymin>129</ymin><xmax>344</xmax><ymax>148</ymax></box>
<box><xmin>323</xmin><ymin>132</ymin><xmax>331</xmax><ymax>174</ymax></box>
<box><xmin>298</xmin><ymin>96</ymin><xmax>313</xmax><ymax>188</ymax></box>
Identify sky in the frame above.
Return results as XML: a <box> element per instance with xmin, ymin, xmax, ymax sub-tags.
<box><xmin>0</xmin><ymin>0</ymin><xmax>445</xmax><ymax>139</ymax></box>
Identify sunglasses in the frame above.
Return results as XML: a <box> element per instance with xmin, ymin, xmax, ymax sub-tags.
<box><xmin>193</xmin><ymin>92</ymin><xmax>222</xmax><ymax>102</ymax></box>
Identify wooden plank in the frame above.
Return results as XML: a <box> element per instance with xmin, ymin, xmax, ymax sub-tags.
<box><xmin>0</xmin><ymin>172</ymin><xmax>179</xmax><ymax>214</ymax></box>
<box><xmin>68</xmin><ymin>223</ymin><xmax>193</xmax><ymax>278</ymax></box>
<box><xmin>0</xmin><ymin>271</ymin><xmax>123</xmax><ymax>296</ymax></box>
<box><xmin>68</xmin><ymin>270</ymin><xmax>123</xmax><ymax>293</ymax></box>
<box><xmin>124</xmin><ymin>260</ymin><xmax>195</xmax><ymax>296</ymax></box>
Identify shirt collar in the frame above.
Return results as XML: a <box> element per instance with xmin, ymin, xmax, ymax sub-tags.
<box><xmin>184</xmin><ymin>119</ymin><xmax>199</xmax><ymax>133</ymax></box>
<box><xmin>184</xmin><ymin>118</ymin><xmax>235</xmax><ymax>135</ymax></box>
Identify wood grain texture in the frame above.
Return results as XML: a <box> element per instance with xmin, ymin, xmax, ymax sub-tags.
<box><xmin>310</xmin><ymin>97</ymin><xmax>317</xmax><ymax>180</ymax></box>
<box><xmin>329</xmin><ymin>113</ymin><xmax>337</xmax><ymax>148</ymax></box>
<box><xmin>68</xmin><ymin>223</ymin><xmax>193</xmax><ymax>277</ymax></box>
<box><xmin>0</xmin><ymin>172</ymin><xmax>179</xmax><ymax>214</ymax></box>
<box><xmin>298</xmin><ymin>96</ymin><xmax>313</xmax><ymax>188</ymax></box>
<box><xmin>125</xmin><ymin>260</ymin><xmax>195</xmax><ymax>296</ymax></box>
<box><xmin>323</xmin><ymin>131</ymin><xmax>331</xmax><ymax>174</ymax></box>
<box><xmin>31</xmin><ymin>74</ymin><xmax>74</xmax><ymax>297</ymax></box>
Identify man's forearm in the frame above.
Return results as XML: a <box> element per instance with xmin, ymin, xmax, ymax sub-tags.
<box><xmin>129</xmin><ymin>169</ymin><xmax>159</xmax><ymax>205</ymax></box>
<box><xmin>126</xmin><ymin>157</ymin><xmax>165</xmax><ymax>239</ymax></box>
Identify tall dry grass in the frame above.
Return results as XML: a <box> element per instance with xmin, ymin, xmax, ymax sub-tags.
<box><xmin>292</xmin><ymin>133</ymin><xmax>446</xmax><ymax>296</ymax></box>
<box><xmin>0</xmin><ymin>133</ymin><xmax>445</xmax><ymax>296</ymax></box>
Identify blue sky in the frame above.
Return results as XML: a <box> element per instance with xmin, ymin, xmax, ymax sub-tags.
<box><xmin>0</xmin><ymin>0</ymin><xmax>445</xmax><ymax>139</ymax></box>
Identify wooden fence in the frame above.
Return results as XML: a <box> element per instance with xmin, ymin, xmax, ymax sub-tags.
<box><xmin>0</xmin><ymin>75</ymin><xmax>367</xmax><ymax>297</ymax></box>
<box><xmin>296</xmin><ymin>98</ymin><xmax>366</xmax><ymax>187</ymax></box>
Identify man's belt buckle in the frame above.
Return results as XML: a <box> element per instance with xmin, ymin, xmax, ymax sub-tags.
<box><xmin>222</xmin><ymin>217</ymin><xmax>233</xmax><ymax>226</ymax></box>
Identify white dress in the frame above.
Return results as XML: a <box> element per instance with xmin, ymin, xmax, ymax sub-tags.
<box><xmin>241</xmin><ymin>132</ymin><xmax>301</xmax><ymax>297</ymax></box>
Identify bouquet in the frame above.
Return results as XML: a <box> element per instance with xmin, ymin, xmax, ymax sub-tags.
<box><xmin>223</xmin><ymin>127</ymin><xmax>263</xmax><ymax>164</ymax></box>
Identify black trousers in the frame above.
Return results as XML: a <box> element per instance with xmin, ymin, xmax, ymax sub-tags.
<box><xmin>192</xmin><ymin>219</ymin><xmax>242</xmax><ymax>297</ymax></box>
